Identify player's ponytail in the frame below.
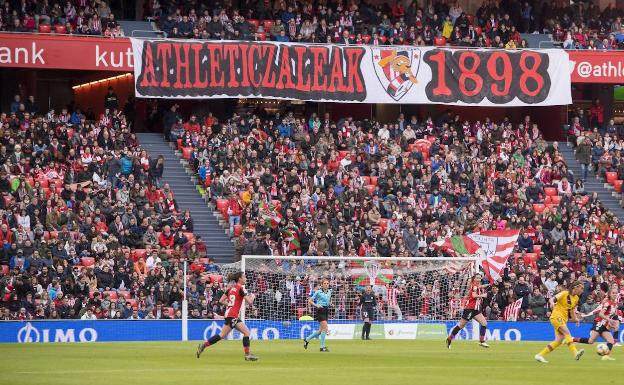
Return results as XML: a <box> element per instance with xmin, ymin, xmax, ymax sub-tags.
<box><xmin>228</xmin><ymin>271</ymin><xmax>243</xmax><ymax>284</ymax></box>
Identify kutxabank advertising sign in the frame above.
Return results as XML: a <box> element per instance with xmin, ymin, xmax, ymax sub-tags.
<box><xmin>130</xmin><ymin>38</ymin><xmax>571</xmax><ymax>106</ymax></box>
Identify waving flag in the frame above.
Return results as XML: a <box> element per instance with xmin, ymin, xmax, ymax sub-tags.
<box><xmin>433</xmin><ymin>230</ymin><xmax>519</xmax><ymax>283</ymax></box>
<box><xmin>467</xmin><ymin>230</ymin><xmax>519</xmax><ymax>283</ymax></box>
<box><xmin>281</xmin><ymin>226</ymin><xmax>300</xmax><ymax>252</ymax></box>
<box><xmin>259</xmin><ymin>200</ymin><xmax>282</xmax><ymax>229</ymax></box>
<box><xmin>503</xmin><ymin>298</ymin><xmax>523</xmax><ymax>321</ymax></box>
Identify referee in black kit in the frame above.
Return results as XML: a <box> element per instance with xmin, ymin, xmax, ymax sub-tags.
<box><xmin>360</xmin><ymin>285</ymin><xmax>377</xmax><ymax>340</ymax></box>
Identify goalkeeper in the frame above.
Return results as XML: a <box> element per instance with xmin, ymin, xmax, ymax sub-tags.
<box><xmin>360</xmin><ymin>285</ymin><xmax>377</xmax><ymax>340</ymax></box>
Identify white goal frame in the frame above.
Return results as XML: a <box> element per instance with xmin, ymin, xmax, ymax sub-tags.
<box><xmin>239</xmin><ymin>255</ymin><xmax>481</xmax><ymax>322</ymax></box>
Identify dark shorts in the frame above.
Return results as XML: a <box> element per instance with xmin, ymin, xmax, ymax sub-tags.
<box><xmin>225</xmin><ymin>317</ymin><xmax>241</xmax><ymax>329</ymax></box>
<box><xmin>315</xmin><ymin>307</ymin><xmax>329</xmax><ymax>322</ymax></box>
<box><xmin>362</xmin><ymin>307</ymin><xmax>376</xmax><ymax>321</ymax></box>
<box><xmin>462</xmin><ymin>309</ymin><xmax>481</xmax><ymax>321</ymax></box>
<box><xmin>591</xmin><ymin>320</ymin><xmax>610</xmax><ymax>334</ymax></box>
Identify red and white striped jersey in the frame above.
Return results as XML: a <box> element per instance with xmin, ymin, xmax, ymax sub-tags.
<box><xmin>595</xmin><ymin>299</ymin><xmax>618</xmax><ymax>324</ymax></box>
<box><xmin>386</xmin><ymin>286</ymin><xmax>401</xmax><ymax>307</ymax></box>
<box><xmin>465</xmin><ymin>283</ymin><xmax>484</xmax><ymax>311</ymax></box>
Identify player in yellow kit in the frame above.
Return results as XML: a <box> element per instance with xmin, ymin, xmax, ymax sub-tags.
<box><xmin>534</xmin><ymin>281</ymin><xmax>585</xmax><ymax>363</ymax></box>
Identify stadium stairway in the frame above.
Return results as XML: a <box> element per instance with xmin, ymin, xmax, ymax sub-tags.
<box><xmin>118</xmin><ymin>20</ymin><xmax>162</xmax><ymax>38</ymax></box>
<box><xmin>557</xmin><ymin>143</ymin><xmax>624</xmax><ymax>220</ymax></box>
<box><xmin>520</xmin><ymin>33</ymin><xmax>559</xmax><ymax>49</ymax></box>
<box><xmin>136</xmin><ymin>133</ymin><xmax>236</xmax><ymax>262</ymax></box>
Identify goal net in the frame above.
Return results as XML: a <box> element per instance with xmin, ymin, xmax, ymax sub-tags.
<box><xmin>217</xmin><ymin>256</ymin><xmax>478</xmax><ymax>341</ymax></box>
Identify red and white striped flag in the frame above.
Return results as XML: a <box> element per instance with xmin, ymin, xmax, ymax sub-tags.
<box><xmin>433</xmin><ymin>230</ymin><xmax>519</xmax><ymax>282</ymax></box>
<box><xmin>467</xmin><ymin>230</ymin><xmax>519</xmax><ymax>283</ymax></box>
<box><xmin>503</xmin><ymin>298</ymin><xmax>523</xmax><ymax>321</ymax></box>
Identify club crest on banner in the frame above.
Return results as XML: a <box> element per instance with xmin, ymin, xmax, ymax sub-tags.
<box><xmin>372</xmin><ymin>48</ymin><xmax>421</xmax><ymax>101</ymax></box>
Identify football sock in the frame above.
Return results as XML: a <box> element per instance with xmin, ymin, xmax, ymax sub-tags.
<box><xmin>449</xmin><ymin>325</ymin><xmax>462</xmax><ymax>340</ymax></box>
<box><xmin>574</xmin><ymin>337</ymin><xmax>589</xmax><ymax>344</ymax></box>
<box><xmin>319</xmin><ymin>331</ymin><xmax>327</xmax><ymax>348</ymax></box>
<box><xmin>538</xmin><ymin>340</ymin><xmax>561</xmax><ymax>356</ymax></box>
<box><xmin>203</xmin><ymin>335</ymin><xmax>221</xmax><ymax>348</ymax></box>
<box><xmin>479</xmin><ymin>325</ymin><xmax>487</xmax><ymax>343</ymax></box>
<box><xmin>306</xmin><ymin>330</ymin><xmax>321</xmax><ymax>342</ymax></box>
<box><xmin>365</xmin><ymin>322</ymin><xmax>371</xmax><ymax>338</ymax></box>
<box><xmin>607</xmin><ymin>343</ymin><xmax>613</xmax><ymax>352</ymax></box>
<box><xmin>563</xmin><ymin>335</ymin><xmax>578</xmax><ymax>355</ymax></box>
<box><xmin>242</xmin><ymin>336</ymin><xmax>250</xmax><ymax>354</ymax></box>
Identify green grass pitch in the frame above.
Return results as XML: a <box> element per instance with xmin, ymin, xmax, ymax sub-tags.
<box><xmin>1</xmin><ymin>340</ymin><xmax>623</xmax><ymax>385</ymax></box>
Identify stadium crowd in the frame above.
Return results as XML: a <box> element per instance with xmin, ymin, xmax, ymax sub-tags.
<box><xmin>3</xmin><ymin>0</ymin><xmax>624</xmax><ymax>49</ymax></box>
<box><xmin>0</xmin><ymin>89</ymin><xmax>219</xmax><ymax>321</ymax></box>
<box><xmin>158</xmin><ymin>99</ymin><xmax>623</xmax><ymax>323</ymax></box>
<box><xmin>0</xmin><ymin>0</ymin><xmax>123</xmax><ymax>37</ymax></box>
<box><xmin>146</xmin><ymin>0</ymin><xmax>624</xmax><ymax>49</ymax></box>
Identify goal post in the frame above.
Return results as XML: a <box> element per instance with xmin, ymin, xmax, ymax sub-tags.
<box><xmin>219</xmin><ymin>255</ymin><xmax>480</xmax><ymax>341</ymax></box>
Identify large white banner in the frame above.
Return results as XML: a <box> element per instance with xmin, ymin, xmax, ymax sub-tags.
<box><xmin>130</xmin><ymin>38</ymin><xmax>571</xmax><ymax>106</ymax></box>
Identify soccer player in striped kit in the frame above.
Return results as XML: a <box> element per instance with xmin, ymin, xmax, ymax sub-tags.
<box><xmin>303</xmin><ymin>279</ymin><xmax>332</xmax><ymax>352</ymax></box>
<box><xmin>446</xmin><ymin>273</ymin><xmax>490</xmax><ymax>349</ymax></box>
<box><xmin>386</xmin><ymin>282</ymin><xmax>403</xmax><ymax>320</ymax></box>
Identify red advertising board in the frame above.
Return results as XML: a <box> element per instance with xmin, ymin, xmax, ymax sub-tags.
<box><xmin>568</xmin><ymin>50</ymin><xmax>624</xmax><ymax>84</ymax></box>
<box><xmin>0</xmin><ymin>33</ymin><xmax>133</xmax><ymax>71</ymax></box>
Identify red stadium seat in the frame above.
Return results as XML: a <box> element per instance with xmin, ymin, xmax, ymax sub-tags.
<box><xmin>54</xmin><ymin>24</ymin><xmax>67</xmax><ymax>34</ymax></box>
<box><xmin>361</xmin><ymin>176</ymin><xmax>371</xmax><ymax>185</ymax></box>
<box><xmin>118</xmin><ymin>291</ymin><xmax>132</xmax><ymax>299</ymax></box>
<box><xmin>81</xmin><ymin>257</ymin><xmax>95</xmax><ymax>267</ymax></box>
<box><xmin>474</xmin><ymin>26</ymin><xmax>482</xmax><ymax>36</ymax></box>
<box><xmin>177</xmin><ymin>139</ymin><xmax>183</xmax><ymax>150</ymax></box>
<box><xmin>532</xmin><ymin>204</ymin><xmax>545</xmax><ymax>214</ymax></box>
<box><xmin>365</xmin><ymin>185</ymin><xmax>375</xmax><ymax>195</ymax></box>
<box><xmin>369</xmin><ymin>176</ymin><xmax>378</xmax><ymax>186</ymax></box>
<box><xmin>606</xmin><ymin>172</ymin><xmax>618</xmax><ymax>185</ymax></box>
<box><xmin>524</xmin><ymin>253</ymin><xmax>538</xmax><ymax>268</ymax></box>
<box><xmin>209</xmin><ymin>274</ymin><xmax>223</xmax><ymax>283</ymax></box>
<box><xmin>132</xmin><ymin>249</ymin><xmax>147</xmax><ymax>261</ymax></box>
<box><xmin>533</xmin><ymin>245</ymin><xmax>542</xmax><ymax>255</ymax></box>
<box><xmin>262</xmin><ymin>20</ymin><xmax>274</xmax><ymax>32</ymax></box>
<box><xmin>580</xmin><ymin>195</ymin><xmax>589</xmax><ymax>206</ymax></box>
<box><xmin>103</xmin><ymin>291</ymin><xmax>118</xmax><ymax>300</ymax></box>
<box><xmin>615</xmin><ymin>180</ymin><xmax>624</xmax><ymax>193</ymax></box>
<box><xmin>544</xmin><ymin>187</ymin><xmax>557</xmax><ymax>196</ymax></box>
<box><xmin>38</xmin><ymin>24</ymin><xmax>51</xmax><ymax>33</ymax></box>
<box><xmin>434</xmin><ymin>37</ymin><xmax>447</xmax><ymax>46</ymax></box>
<box><xmin>362</xmin><ymin>35</ymin><xmax>371</xmax><ymax>44</ymax></box>
<box><xmin>1</xmin><ymin>265</ymin><xmax>9</xmax><ymax>275</ymax></box>
<box><xmin>550</xmin><ymin>195</ymin><xmax>561</xmax><ymax>204</ymax></box>
<box><xmin>182</xmin><ymin>147</ymin><xmax>192</xmax><ymax>160</ymax></box>
<box><xmin>257</xmin><ymin>32</ymin><xmax>267</xmax><ymax>41</ymax></box>
<box><xmin>184</xmin><ymin>232</ymin><xmax>194</xmax><ymax>242</ymax></box>
<box><xmin>247</xmin><ymin>19</ymin><xmax>259</xmax><ymax>31</ymax></box>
